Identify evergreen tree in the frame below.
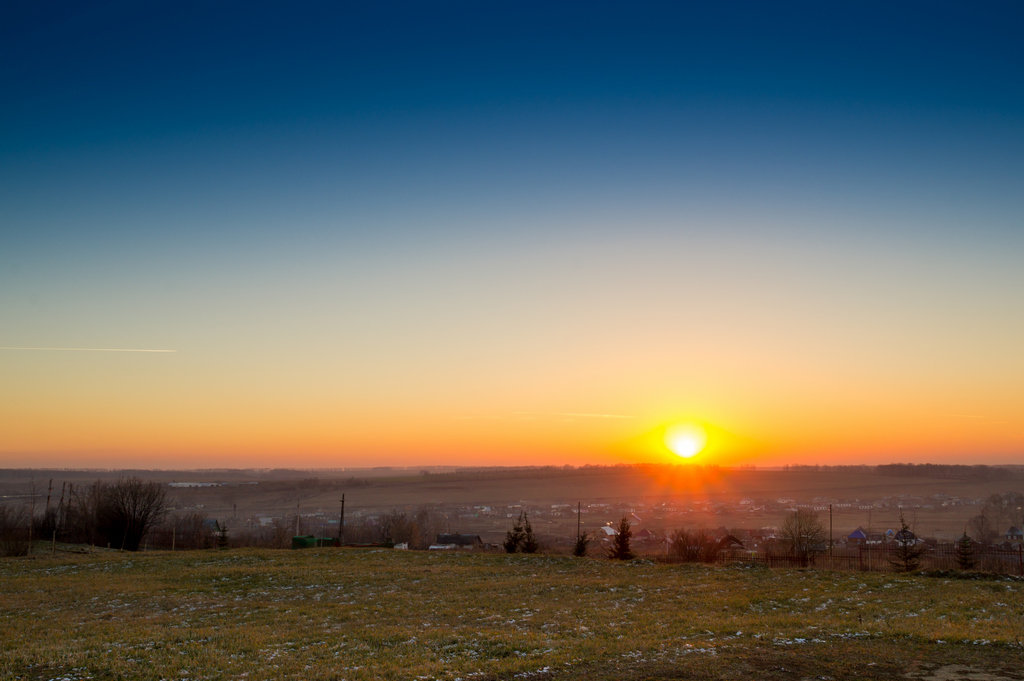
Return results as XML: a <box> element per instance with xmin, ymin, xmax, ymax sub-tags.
<box><xmin>608</xmin><ymin>516</ymin><xmax>634</xmax><ymax>560</ymax></box>
<box><xmin>520</xmin><ymin>513</ymin><xmax>539</xmax><ymax>553</ymax></box>
<box><xmin>214</xmin><ymin>521</ymin><xmax>229</xmax><ymax>549</ymax></box>
<box><xmin>573</xmin><ymin>532</ymin><xmax>590</xmax><ymax>557</ymax></box>
<box><xmin>954</xmin><ymin>532</ymin><xmax>976</xmax><ymax>570</ymax></box>
<box><xmin>889</xmin><ymin>510</ymin><xmax>926</xmax><ymax>572</ymax></box>
<box><xmin>503</xmin><ymin>512</ymin><xmax>525</xmax><ymax>553</ymax></box>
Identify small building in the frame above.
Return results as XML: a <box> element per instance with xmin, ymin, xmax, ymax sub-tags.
<box><xmin>894</xmin><ymin>528</ymin><xmax>920</xmax><ymax>546</ymax></box>
<box><xmin>1006</xmin><ymin>527</ymin><xmax>1023</xmax><ymax>543</ymax></box>
<box><xmin>434</xmin><ymin>533</ymin><xmax>483</xmax><ymax>549</ymax></box>
<box><xmin>847</xmin><ymin>527</ymin><xmax>868</xmax><ymax>545</ymax></box>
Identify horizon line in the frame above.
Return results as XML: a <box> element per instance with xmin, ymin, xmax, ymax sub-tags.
<box><xmin>0</xmin><ymin>346</ymin><xmax>177</xmax><ymax>353</ymax></box>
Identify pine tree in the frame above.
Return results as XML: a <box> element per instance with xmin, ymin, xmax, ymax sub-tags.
<box><xmin>503</xmin><ymin>512</ymin><xmax>525</xmax><ymax>553</ymax></box>
<box><xmin>889</xmin><ymin>510</ymin><xmax>926</xmax><ymax>572</ymax></box>
<box><xmin>608</xmin><ymin>516</ymin><xmax>634</xmax><ymax>560</ymax></box>
<box><xmin>954</xmin><ymin>532</ymin><xmax>976</xmax><ymax>570</ymax></box>
<box><xmin>214</xmin><ymin>521</ymin><xmax>229</xmax><ymax>549</ymax></box>
<box><xmin>573</xmin><ymin>532</ymin><xmax>590</xmax><ymax>557</ymax></box>
<box><xmin>520</xmin><ymin>513</ymin><xmax>539</xmax><ymax>553</ymax></box>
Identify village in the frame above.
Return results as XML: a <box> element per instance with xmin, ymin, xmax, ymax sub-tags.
<box><xmin>159</xmin><ymin>477</ymin><xmax>1024</xmax><ymax>573</ymax></box>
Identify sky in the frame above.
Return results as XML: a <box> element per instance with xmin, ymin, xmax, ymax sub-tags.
<box><xmin>1</xmin><ymin>2</ymin><xmax>1023</xmax><ymax>469</ymax></box>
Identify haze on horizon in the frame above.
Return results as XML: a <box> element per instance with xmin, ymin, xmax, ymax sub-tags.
<box><xmin>2</xmin><ymin>3</ymin><xmax>1022</xmax><ymax>470</ymax></box>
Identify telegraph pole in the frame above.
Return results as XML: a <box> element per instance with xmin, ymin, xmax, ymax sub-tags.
<box><xmin>829</xmin><ymin>504</ymin><xmax>833</xmax><ymax>567</ymax></box>
<box><xmin>338</xmin><ymin>494</ymin><xmax>345</xmax><ymax>546</ymax></box>
<box><xmin>576</xmin><ymin>501</ymin><xmax>581</xmax><ymax>543</ymax></box>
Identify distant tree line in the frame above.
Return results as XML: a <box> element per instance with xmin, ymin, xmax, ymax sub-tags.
<box><xmin>876</xmin><ymin>464</ymin><xmax>1017</xmax><ymax>480</ymax></box>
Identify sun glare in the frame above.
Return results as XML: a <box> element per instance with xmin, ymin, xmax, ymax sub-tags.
<box><xmin>665</xmin><ymin>423</ymin><xmax>707</xmax><ymax>460</ymax></box>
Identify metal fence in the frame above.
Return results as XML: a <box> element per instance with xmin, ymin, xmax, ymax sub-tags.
<box><xmin>718</xmin><ymin>544</ymin><xmax>1024</xmax><ymax>575</ymax></box>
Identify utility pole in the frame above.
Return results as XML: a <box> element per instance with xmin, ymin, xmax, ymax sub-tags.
<box><xmin>829</xmin><ymin>504</ymin><xmax>833</xmax><ymax>568</ymax></box>
<box><xmin>27</xmin><ymin>480</ymin><xmax>36</xmax><ymax>555</ymax></box>
<box><xmin>339</xmin><ymin>494</ymin><xmax>346</xmax><ymax>545</ymax></box>
<box><xmin>57</xmin><ymin>482</ymin><xmax>66</xmax><ymax>530</ymax></box>
<box><xmin>576</xmin><ymin>501</ymin><xmax>581</xmax><ymax>543</ymax></box>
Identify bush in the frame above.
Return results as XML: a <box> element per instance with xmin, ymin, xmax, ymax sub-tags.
<box><xmin>668</xmin><ymin>529</ymin><xmax>721</xmax><ymax>563</ymax></box>
<box><xmin>0</xmin><ymin>506</ymin><xmax>30</xmax><ymax>557</ymax></box>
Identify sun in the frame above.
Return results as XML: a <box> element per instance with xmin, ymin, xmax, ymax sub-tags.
<box><xmin>664</xmin><ymin>422</ymin><xmax>707</xmax><ymax>459</ymax></box>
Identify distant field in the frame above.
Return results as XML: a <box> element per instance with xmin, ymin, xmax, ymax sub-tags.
<box><xmin>2</xmin><ymin>548</ymin><xmax>1023</xmax><ymax>680</ymax></box>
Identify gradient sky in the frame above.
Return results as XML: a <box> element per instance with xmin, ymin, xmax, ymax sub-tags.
<box><xmin>2</xmin><ymin>2</ymin><xmax>1022</xmax><ymax>469</ymax></box>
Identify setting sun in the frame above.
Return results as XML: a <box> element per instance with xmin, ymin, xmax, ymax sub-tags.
<box><xmin>664</xmin><ymin>423</ymin><xmax>707</xmax><ymax>460</ymax></box>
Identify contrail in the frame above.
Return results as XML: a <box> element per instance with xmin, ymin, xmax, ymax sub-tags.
<box><xmin>0</xmin><ymin>346</ymin><xmax>177</xmax><ymax>353</ymax></box>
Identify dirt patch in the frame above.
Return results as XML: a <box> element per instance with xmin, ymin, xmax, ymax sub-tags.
<box><xmin>909</xmin><ymin>665</ymin><xmax>1024</xmax><ymax>681</ymax></box>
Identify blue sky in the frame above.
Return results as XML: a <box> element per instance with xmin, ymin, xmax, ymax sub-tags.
<box><xmin>2</xmin><ymin>2</ymin><xmax>1023</xmax><ymax>467</ymax></box>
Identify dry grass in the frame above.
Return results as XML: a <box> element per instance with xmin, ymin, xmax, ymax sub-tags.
<box><xmin>2</xmin><ymin>548</ymin><xmax>1022</xmax><ymax>680</ymax></box>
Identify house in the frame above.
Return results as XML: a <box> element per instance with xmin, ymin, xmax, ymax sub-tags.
<box><xmin>847</xmin><ymin>527</ymin><xmax>868</xmax><ymax>545</ymax></box>
<box><xmin>636</xmin><ymin>528</ymin><xmax>659</xmax><ymax>543</ymax></box>
<box><xmin>894</xmin><ymin>528</ymin><xmax>921</xmax><ymax>546</ymax></box>
<box><xmin>1006</xmin><ymin>527</ymin><xmax>1024</xmax><ymax>543</ymax></box>
<box><xmin>432</xmin><ymin>533</ymin><xmax>483</xmax><ymax>549</ymax></box>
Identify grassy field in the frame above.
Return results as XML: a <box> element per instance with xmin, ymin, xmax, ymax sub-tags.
<box><xmin>2</xmin><ymin>548</ymin><xmax>1023</xmax><ymax>681</ymax></box>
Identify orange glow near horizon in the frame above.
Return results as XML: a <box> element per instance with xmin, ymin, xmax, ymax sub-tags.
<box><xmin>2</xmin><ymin>353</ymin><xmax>1024</xmax><ymax>469</ymax></box>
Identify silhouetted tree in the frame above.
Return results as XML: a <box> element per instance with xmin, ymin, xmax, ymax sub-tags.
<box><xmin>573</xmin><ymin>532</ymin><xmax>590</xmax><ymax>557</ymax></box>
<box><xmin>781</xmin><ymin>509</ymin><xmax>826</xmax><ymax>566</ymax></box>
<box><xmin>968</xmin><ymin>492</ymin><xmax>1024</xmax><ymax>545</ymax></box>
<box><xmin>608</xmin><ymin>516</ymin><xmax>633</xmax><ymax>560</ymax></box>
<box><xmin>889</xmin><ymin>510</ymin><xmax>926</xmax><ymax>572</ymax></box>
<box><xmin>214</xmin><ymin>521</ymin><xmax>229</xmax><ymax>549</ymax></box>
<box><xmin>504</xmin><ymin>513</ymin><xmax>525</xmax><ymax>553</ymax></box>
<box><xmin>0</xmin><ymin>505</ymin><xmax>31</xmax><ymax>557</ymax></box>
<box><xmin>669</xmin><ymin>528</ymin><xmax>721</xmax><ymax>563</ymax></box>
<box><xmin>954</xmin><ymin>532</ymin><xmax>976</xmax><ymax>571</ymax></box>
<box><xmin>520</xmin><ymin>513</ymin><xmax>539</xmax><ymax>553</ymax></box>
<box><xmin>67</xmin><ymin>478</ymin><xmax>167</xmax><ymax>551</ymax></box>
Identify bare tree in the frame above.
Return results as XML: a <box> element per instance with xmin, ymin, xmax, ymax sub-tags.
<box><xmin>968</xmin><ymin>492</ymin><xmax>1024</xmax><ymax>545</ymax></box>
<box><xmin>967</xmin><ymin>512</ymin><xmax>998</xmax><ymax>546</ymax></box>
<box><xmin>72</xmin><ymin>478</ymin><xmax>167</xmax><ymax>551</ymax></box>
<box><xmin>669</xmin><ymin>528</ymin><xmax>722</xmax><ymax>563</ymax></box>
<box><xmin>780</xmin><ymin>509</ymin><xmax>826</xmax><ymax>566</ymax></box>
